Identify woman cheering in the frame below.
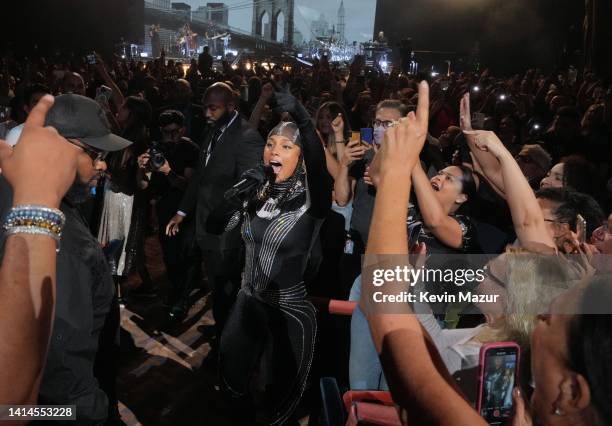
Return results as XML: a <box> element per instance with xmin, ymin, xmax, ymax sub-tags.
<box><xmin>207</xmin><ymin>88</ymin><xmax>331</xmax><ymax>425</ymax></box>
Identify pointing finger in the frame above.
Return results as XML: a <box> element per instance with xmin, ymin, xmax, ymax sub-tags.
<box><xmin>24</xmin><ymin>94</ymin><xmax>55</xmax><ymax>129</ymax></box>
<box><xmin>416</xmin><ymin>81</ymin><xmax>430</xmax><ymax>126</ymax></box>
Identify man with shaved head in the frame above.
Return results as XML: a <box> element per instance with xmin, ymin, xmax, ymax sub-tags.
<box><xmin>61</xmin><ymin>72</ymin><xmax>86</xmax><ymax>96</ymax></box>
<box><xmin>165</xmin><ymin>82</ymin><xmax>265</xmax><ymax>331</ymax></box>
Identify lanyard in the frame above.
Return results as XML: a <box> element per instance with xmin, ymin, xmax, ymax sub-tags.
<box><xmin>205</xmin><ymin>111</ymin><xmax>238</xmax><ymax>166</ymax></box>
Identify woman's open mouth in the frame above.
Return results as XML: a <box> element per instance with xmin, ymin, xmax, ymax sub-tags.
<box><xmin>270</xmin><ymin>160</ymin><xmax>282</xmax><ymax>174</ymax></box>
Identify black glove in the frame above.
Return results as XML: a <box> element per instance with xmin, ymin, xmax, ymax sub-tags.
<box><xmin>224</xmin><ymin>163</ymin><xmax>274</xmax><ymax>206</ymax></box>
<box><xmin>273</xmin><ymin>89</ymin><xmax>311</xmax><ymax>128</ymax></box>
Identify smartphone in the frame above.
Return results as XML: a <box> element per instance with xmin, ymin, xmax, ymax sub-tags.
<box><xmin>476</xmin><ymin>342</ymin><xmax>520</xmax><ymax>425</ymax></box>
<box><xmin>95</xmin><ymin>85</ymin><xmax>113</xmax><ymax>104</ymax></box>
<box><xmin>360</xmin><ymin>128</ymin><xmax>373</xmax><ymax>146</ymax></box>
<box><xmin>577</xmin><ymin>214</ymin><xmax>587</xmax><ymax>244</ymax></box>
<box><xmin>86</xmin><ymin>53</ymin><xmax>97</xmax><ymax>65</ymax></box>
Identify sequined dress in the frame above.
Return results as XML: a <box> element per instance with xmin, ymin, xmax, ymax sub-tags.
<box><xmin>207</xmin><ymin>120</ymin><xmax>331</xmax><ymax>425</ymax></box>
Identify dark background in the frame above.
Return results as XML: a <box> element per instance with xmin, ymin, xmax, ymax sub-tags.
<box><xmin>1</xmin><ymin>0</ymin><xmax>144</xmax><ymax>56</ymax></box>
<box><xmin>373</xmin><ymin>0</ymin><xmax>612</xmax><ymax>74</ymax></box>
<box><xmin>1</xmin><ymin>0</ymin><xmax>610</xmax><ymax>74</ymax></box>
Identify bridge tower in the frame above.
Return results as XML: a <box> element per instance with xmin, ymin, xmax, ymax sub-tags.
<box><xmin>252</xmin><ymin>0</ymin><xmax>295</xmax><ymax>46</ymax></box>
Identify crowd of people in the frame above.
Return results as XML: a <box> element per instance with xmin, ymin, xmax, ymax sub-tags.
<box><xmin>1</xmin><ymin>44</ymin><xmax>612</xmax><ymax>426</ymax></box>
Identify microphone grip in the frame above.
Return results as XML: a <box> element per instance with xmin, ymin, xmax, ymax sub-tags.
<box><xmin>224</xmin><ymin>178</ymin><xmax>257</xmax><ymax>201</ymax></box>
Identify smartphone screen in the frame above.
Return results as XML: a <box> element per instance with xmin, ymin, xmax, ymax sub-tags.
<box><xmin>87</xmin><ymin>54</ymin><xmax>97</xmax><ymax>65</ymax></box>
<box><xmin>360</xmin><ymin>128</ymin><xmax>373</xmax><ymax>146</ymax></box>
<box><xmin>478</xmin><ymin>345</ymin><xmax>519</xmax><ymax>424</ymax></box>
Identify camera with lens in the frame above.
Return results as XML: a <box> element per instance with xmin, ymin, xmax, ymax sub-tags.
<box><xmin>147</xmin><ymin>141</ymin><xmax>166</xmax><ymax>171</ymax></box>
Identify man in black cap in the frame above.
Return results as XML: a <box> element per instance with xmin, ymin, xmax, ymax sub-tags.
<box><xmin>0</xmin><ymin>94</ymin><xmax>131</xmax><ymax>424</ymax></box>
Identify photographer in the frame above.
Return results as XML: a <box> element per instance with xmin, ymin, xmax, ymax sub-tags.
<box><xmin>137</xmin><ymin>110</ymin><xmax>199</xmax><ymax>314</ymax></box>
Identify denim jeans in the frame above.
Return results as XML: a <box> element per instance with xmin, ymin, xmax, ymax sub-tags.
<box><xmin>348</xmin><ymin>275</ymin><xmax>389</xmax><ymax>391</ymax></box>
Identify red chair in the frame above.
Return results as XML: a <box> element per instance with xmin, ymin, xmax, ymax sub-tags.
<box><xmin>310</xmin><ymin>297</ymin><xmax>357</xmax><ymax>316</ymax></box>
<box><xmin>346</xmin><ymin>401</ymin><xmax>402</xmax><ymax>426</ymax></box>
<box><xmin>343</xmin><ymin>390</ymin><xmax>401</xmax><ymax>426</ymax></box>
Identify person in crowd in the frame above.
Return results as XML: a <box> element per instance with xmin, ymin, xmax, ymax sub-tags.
<box><xmin>198</xmin><ymin>45</ymin><xmax>213</xmax><ymax>78</ymax></box>
<box><xmin>310</xmin><ymin>102</ymin><xmax>351</xmax><ymax>294</ymax></box>
<box><xmin>61</xmin><ymin>71</ymin><xmax>86</xmax><ymax>96</ymax></box>
<box><xmin>166</xmin><ymin>82</ymin><xmax>265</xmax><ymax>329</ymax></box>
<box><xmin>1</xmin><ymin>94</ymin><xmax>131</xmax><ymax>423</ymax></box>
<box><xmin>497</xmin><ymin>113</ymin><xmax>524</xmax><ymax>156</ymax></box>
<box><xmin>98</xmin><ymin>96</ymin><xmax>153</xmax><ymax>300</ymax></box>
<box><xmin>334</xmin><ymin>99</ymin><xmax>407</xmax><ymax>288</ymax></box>
<box><xmin>361</xmin><ymin>80</ymin><xmax>612</xmax><ymax>426</ymax></box>
<box><xmin>541</xmin><ymin>105</ymin><xmax>584</xmax><ymax>160</ymax></box>
<box><xmin>540</xmin><ymin>155</ymin><xmax>605</xmax><ymax>205</ymax></box>
<box><xmin>434</xmin><ymin>124</ymin><xmax>462</xmax><ymax>161</ymax></box>
<box><xmin>249</xmin><ymin>82</ymin><xmax>280</xmax><ymax>140</ymax></box>
<box><xmin>136</xmin><ymin>109</ymin><xmax>200</xmax><ymax>319</ymax></box>
<box><xmin>515</xmin><ymin>144</ymin><xmax>552</xmax><ymax>190</ymax></box>
<box><xmin>157</xmin><ymin>79</ymin><xmax>205</xmax><ymax>141</ymax></box>
<box><xmin>5</xmin><ymin>83</ymin><xmax>51</xmax><ymax>146</ymax></box>
<box><xmin>534</xmin><ymin>187</ymin><xmax>604</xmax><ymax>250</ymax></box>
<box><xmin>0</xmin><ymin>95</ymin><xmax>81</xmax><ymax>404</ymax></box>
<box><xmin>206</xmin><ymin>88</ymin><xmax>331</xmax><ymax>425</ymax></box>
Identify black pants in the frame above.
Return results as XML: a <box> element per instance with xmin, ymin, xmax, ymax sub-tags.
<box><xmin>93</xmin><ymin>282</ymin><xmax>121</xmax><ymax>424</ymax></box>
<box><xmin>200</xmin><ymin>246</ymin><xmax>243</xmax><ymax>338</ymax></box>
<box><xmin>158</xmin><ymin>217</ymin><xmax>202</xmax><ymax>306</ymax></box>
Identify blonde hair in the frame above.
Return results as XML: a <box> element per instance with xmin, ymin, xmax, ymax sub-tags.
<box><xmin>476</xmin><ymin>251</ymin><xmax>585</xmax><ymax>347</ymax></box>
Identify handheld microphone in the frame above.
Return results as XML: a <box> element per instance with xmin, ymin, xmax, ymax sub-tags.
<box><xmin>224</xmin><ymin>165</ymin><xmax>274</xmax><ymax>201</ymax></box>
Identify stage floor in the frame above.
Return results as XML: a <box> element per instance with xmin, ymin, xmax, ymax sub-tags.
<box><xmin>117</xmin><ymin>233</ymin><xmax>310</xmax><ymax>425</ymax></box>
<box><xmin>118</xmin><ymin>234</ymin><xmax>232</xmax><ymax>426</ymax></box>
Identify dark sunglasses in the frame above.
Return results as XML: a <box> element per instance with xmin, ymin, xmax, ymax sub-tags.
<box><xmin>67</xmin><ymin>138</ymin><xmax>108</xmax><ymax>162</ymax></box>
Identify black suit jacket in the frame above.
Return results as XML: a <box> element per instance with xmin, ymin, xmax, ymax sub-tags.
<box><xmin>179</xmin><ymin>114</ymin><xmax>265</xmax><ymax>251</ymax></box>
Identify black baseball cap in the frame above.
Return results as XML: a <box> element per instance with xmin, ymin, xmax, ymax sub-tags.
<box><xmin>45</xmin><ymin>94</ymin><xmax>131</xmax><ymax>152</ymax></box>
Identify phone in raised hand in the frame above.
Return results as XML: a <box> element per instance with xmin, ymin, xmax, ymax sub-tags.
<box><xmin>360</xmin><ymin>128</ymin><xmax>373</xmax><ymax>147</ymax></box>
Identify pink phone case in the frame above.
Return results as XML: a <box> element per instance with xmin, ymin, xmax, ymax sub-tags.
<box><xmin>476</xmin><ymin>341</ymin><xmax>521</xmax><ymax>414</ymax></box>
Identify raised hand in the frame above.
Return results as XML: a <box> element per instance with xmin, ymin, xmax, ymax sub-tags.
<box><xmin>261</xmin><ymin>82</ymin><xmax>275</xmax><ymax>100</ymax></box>
<box><xmin>460</xmin><ymin>92</ymin><xmax>473</xmax><ymax>131</ymax></box>
<box><xmin>331</xmin><ymin>113</ymin><xmax>345</xmax><ymax>139</ymax></box>
<box><xmin>462</xmin><ymin>129</ymin><xmax>507</xmax><ymax>159</ymax></box>
<box><xmin>339</xmin><ymin>139</ymin><xmax>367</xmax><ymax>168</ymax></box>
<box><xmin>377</xmin><ymin>81</ymin><xmax>430</xmax><ymax>176</ymax></box>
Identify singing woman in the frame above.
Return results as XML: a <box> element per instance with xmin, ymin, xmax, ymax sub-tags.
<box><xmin>207</xmin><ymin>89</ymin><xmax>331</xmax><ymax>425</ymax></box>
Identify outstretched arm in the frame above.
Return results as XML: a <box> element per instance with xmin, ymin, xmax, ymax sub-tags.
<box><xmin>460</xmin><ymin>93</ymin><xmax>505</xmax><ymax>192</ymax></box>
<box><xmin>275</xmin><ymin>91</ymin><xmax>332</xmax><ymax>218</ymax></box>
<box><xmin>361</xmin><ymin>82</ymin><xmax>486</xmax><ymax>425</ymax></box>
<box><xmin>0</xmin><ymin>95</ymin><xmax>80</xmax><ymax>404</ymax></box>
<box><xmin>411</xmin><ymin>162</ymin><xmax>464</xmax><ymax>249</ymax></box>
<box><xmin>465</xmin><ymin>129</ymin><xmax>554</xmax><ymax>248</ymax></box>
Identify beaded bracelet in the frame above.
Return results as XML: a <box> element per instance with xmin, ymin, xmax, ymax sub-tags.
<box><xmin>3</xmin><ymin>205</ymin><xmax>66</xmax><ymax>251</ymax></box>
